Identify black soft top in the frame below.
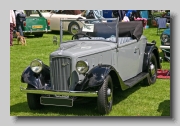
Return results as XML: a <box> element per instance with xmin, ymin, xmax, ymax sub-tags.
<box><xmin>118</xmin><ymin>21</ymin><xmax>143</xmax><ymax>41</ymax></box>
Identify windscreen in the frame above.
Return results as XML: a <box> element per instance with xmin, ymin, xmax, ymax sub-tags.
<box><xmin>60</xmin><ymin>18</ymin><xmax>119</xmax><ymax>43</ymax></box>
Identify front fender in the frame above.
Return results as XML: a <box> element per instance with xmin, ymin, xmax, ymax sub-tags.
<box><xmin>21</xmin><ymin>66</ymin><xmax>39</xmax><ymax>88</ymax></box>
<box><xmin>21</xmin><ymin>64</ymin><xmax>50</xmax><ymax>89</ymax></box>
<box><xmin>75</xmin><ymin>64</ymin><xmax>127</xmax><ymax>91</ymax></box>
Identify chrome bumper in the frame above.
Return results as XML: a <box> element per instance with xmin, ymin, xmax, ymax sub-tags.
<box><xmin>23</xmin><ymin>30</ymin><xmax>51</xmax><ymax>33</ymax></box>
<box><xmin>20</xmin><ymin>87</ymin><xmax>98</xmax><ymax>97</ymax></box>
<box><xmin>160</xmin><ymin>45</ymin><xmax>170</xmax><ymax>50</ymax></box>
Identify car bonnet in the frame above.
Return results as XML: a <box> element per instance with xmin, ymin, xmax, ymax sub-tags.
<box><xmin>51</xmin><ymin>41</ymin><xmax>116</xmax><ymax>57</ymax></box>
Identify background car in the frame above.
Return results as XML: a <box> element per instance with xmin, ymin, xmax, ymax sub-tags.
<box><xmin>20</xmin><ymin>18</ymin><xmax>161</xmax><ymax>115</ymax></box>
<box><xmin>30</xmin><ymin>10</ymin><xmax>86</xmax><ymax>35</ymax></box>
<box><xmin>160</xmin><ymin>28</ymin><xmax>170</xmax><ymax>61</ymax></box>
<box><xmin>14</xmin><ymin>10</ymin><xmax>51</xmax><ymax>37</ymax></box>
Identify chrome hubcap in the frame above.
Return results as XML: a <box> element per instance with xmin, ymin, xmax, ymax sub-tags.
<box><xmin>149</xmin><ymin>63</ymin><xmax>155</xmax><ymax>76</ymax></box>
<box><xmin>107</xmin><ymin>88</ymin><xmax>112</xmax><ymax>103</ymax></box>
<box><xmin>71</xmin><ymin>25</ymin><xmax>79</xmax><ymax>34</ymax></box>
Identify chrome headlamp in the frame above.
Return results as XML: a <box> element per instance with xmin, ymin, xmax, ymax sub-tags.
<box><xmin>76</xmin><ymin>61</ymin><xmax>89</xmax><ymax>74</ymax></box>
<box><xmin>30</xmin><ymin>59</ymin><xmax>43</xmax><ymax>73</ymax></box>
<box><xmin>160</xmin><ymin>34</ymin><xmax>169</xmax><ymax>43</ymax></box>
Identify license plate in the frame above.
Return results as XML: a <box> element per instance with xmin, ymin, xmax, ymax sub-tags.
<box><xmin>40</xmin><ymin>96</ymin><xmax>73</xmax><ymax>107</ymax></box>
<box><xmin>32</xmin><ymin>25</ymin><xmax>43</xmax><ymax>29</ymax></box>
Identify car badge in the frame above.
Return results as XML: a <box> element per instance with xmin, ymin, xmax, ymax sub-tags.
<box><xmin>62</xmin><ymin>62</ymin><xmax>69</xmax><ymax>67</ymax></box>
<box><xmin>58</xmin><ymin>50</ymin><xmax>63</xmax><ymax>55</ymax></box>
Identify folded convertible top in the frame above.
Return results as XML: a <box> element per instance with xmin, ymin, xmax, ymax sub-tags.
<box><xmin>77</xmin><ymin>20</ymin><xmax>143</xmax><ymax>41</ymax></box>
<box><xmin>118</xmin><ymin>21</ymin><xmax>143</xmax><ymax>41</ymax></box>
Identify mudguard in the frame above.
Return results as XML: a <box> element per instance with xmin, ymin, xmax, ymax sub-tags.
<box><xmin>143</xmin><ymin>42</ymin><xmax>161</xmax><ymax>72</ymax></box>
<box><xmin>76</xmin><ymin>64</ymin><xmax>128</xmax><ymax>91</ymax></box>
<box><xmin>21</xmin><ymin>65</ymin><xmax>50</xmax><ymax>89</ymax></box>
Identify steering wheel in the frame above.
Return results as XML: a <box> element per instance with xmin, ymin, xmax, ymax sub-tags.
<box><xmin>71</xmin><ymin>33</ymin><xmax>91</xmax><ymax>40</ymax></box>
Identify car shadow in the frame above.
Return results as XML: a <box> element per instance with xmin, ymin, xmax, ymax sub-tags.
<box><xmin>113</xmin><ymin>82</ymin><xmax>143</xmax><ymax>105</ymax></box>
<box><xmin>10</xmin><ymin>101</ymin><xmax>102</xmax><ymax>116</ymax></box>
<box><xmin>157</xmin><ymin>100</ymin><xmax>170</xmax><ymax>116</ymax></box>
<box><xmin>47</xmin><ymin>31</ymin><xmax>71</xmax><ymax>35</ymax></box>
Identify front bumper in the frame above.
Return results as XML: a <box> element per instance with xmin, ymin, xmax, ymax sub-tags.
<box><xmin>20</xmin><ymin>86</ymin><xmax>98</xmax><ymax>97</ymax></box>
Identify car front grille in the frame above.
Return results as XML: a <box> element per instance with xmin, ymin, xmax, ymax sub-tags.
<box><xmin>50</xmin><ymin>57</ymin><xmax>71</xmax><ymax>91</ymax></box>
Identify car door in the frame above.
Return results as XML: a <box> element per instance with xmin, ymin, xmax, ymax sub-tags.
<box><xmin>117</xmin><ymin>40</ymin><xmax>141</xmax><ymax>81</ymax></box>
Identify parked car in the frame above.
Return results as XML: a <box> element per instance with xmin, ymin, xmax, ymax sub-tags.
<box><xmin>160</xmin><ymin>28</ymin><xmax>170</xmax><ymax>61</ymax></box>
<box><xmin>14</xmin><ymin>10</ymin><xmax>51</xmax><ymax>37</ymax></box>
<box><xmin>30</xmin><ymin>10</ymin><xmax>86</xmax><ymax>35</ymax></box>
<box><xmin>20</xmin><ymin>18</ymin><xmax>161</xmax><ymax>115</ymax></box>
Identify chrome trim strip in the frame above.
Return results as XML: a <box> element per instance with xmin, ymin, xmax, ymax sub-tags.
<box><xmin>160</xmin><ymin>45</ymin><xmax>170</xmax><ymax>49</ymax></box>
<box><xmin>20</xmin><ymin>87</ymin><xmax>98</xmax><ymax>97</ymax></box>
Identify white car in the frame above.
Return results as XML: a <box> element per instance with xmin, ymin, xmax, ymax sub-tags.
<box><xmin>30</xmin><ymin>10</ymin><xmax>86</xmax><ymax>35</ymax></box>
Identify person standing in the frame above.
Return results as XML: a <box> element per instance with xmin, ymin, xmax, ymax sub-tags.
<box><xmin>10</xmin><ymin>10</ymin><xmax>16</xmax><ymax>46</ymax></box>
<box><xmin>85</xmin><ymin>10</ymin><xmax>105</xmax><ymax>23</ymax></box>
<box><xmin>112</xmin><ymin>10</ymin><xmax>126</xmax><ymax>22</ymax></box>
<box><xmin>14</xmin><ymin>10</ymin><xmax>26</xmax><ymax>36</ymax></box>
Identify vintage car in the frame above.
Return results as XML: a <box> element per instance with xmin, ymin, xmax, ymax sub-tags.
<box><xmin>160</xmin><ymin>28</ymin><xmax>170</xmax><ymax>61</ymax></box>
<box><xmin>30</xmin><ymin>10</ymin><xmax>86</xmax><ymax>35</ymax></box>
<box><xmin>20</xmin><ymin>18</ymin><xmax>161</xmax><ymax>115</ymax></box>
<box><xmin>14</xmin><ymin>10</ymin><xmax>51</xmax><ymax>37</ymax></box>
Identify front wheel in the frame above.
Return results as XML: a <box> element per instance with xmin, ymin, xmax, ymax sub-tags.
<box><xmin>27</xmin><ymin>84</ymin><xmax>43</xmax><ymax>110</ymax></box>
<box><xmin>97</xmin><ymin>75</ymin><xmax>113</xmax><ymax>115</ymax></box>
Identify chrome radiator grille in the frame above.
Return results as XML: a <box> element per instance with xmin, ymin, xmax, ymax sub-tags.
<box><xmin>50</xmin><ymin>57</ymin><xmax>71</xmax><ymax>91</ymax></box>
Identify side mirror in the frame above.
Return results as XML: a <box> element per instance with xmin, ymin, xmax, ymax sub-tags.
<box><xmin>53</xmin><ymin>36</ymin><xmax>58</xmax><ymax>45</ymax></box>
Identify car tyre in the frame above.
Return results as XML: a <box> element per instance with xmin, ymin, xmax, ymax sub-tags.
<box><xmin>97</xmin><ymin>75</ymin><xmax>113</xmax><ymax>115</ymax></box>
<box><xmin>27</xmin><ymin>84</ymin><xmax>43</xmax><ymax>110</ymax></box>
<box><xmin>68</xmin><ymin>22</ymin><xmax>80</xmax><ymax>35</ymax></box>
<box><xmin>162</xmin><ymin>50</ymin><xmax>170</xmax><ymax>62</ymax></box>
<box><xmin>144</xmin><ymin>53</ymin><xmax>157</xmax><ymax>85</ymax></box>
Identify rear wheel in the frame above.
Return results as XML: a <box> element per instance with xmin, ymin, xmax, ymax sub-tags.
<box><xmin>144</xmin><ymin>53</ymin><xmax>157</xmax><ymax>85</ymax></box>
<box><xmin>68</xmin><ymin>22</ymin><xmax>80</xmax><ymax>35</ymax></box>
<box><xmin>27</xmin><ymin>84</ymin><xmax>43</xmax><ymax>110</ymax></box>
<box><xmin>97</xmin><ymin>75</ymin><xmax>113</xmax><ymax>115</ymax></box>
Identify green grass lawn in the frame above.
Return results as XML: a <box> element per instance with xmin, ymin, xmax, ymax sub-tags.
<box><xmin>10</xmin><ymin>28</ymin><xmax>170</xmax><ymax>116</ymax></box>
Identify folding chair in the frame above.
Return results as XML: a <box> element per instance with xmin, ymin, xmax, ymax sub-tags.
<box><xmin>157</xmin><ymin>18</ymin><xmax>167</xmax><ymax>35</ymax></box>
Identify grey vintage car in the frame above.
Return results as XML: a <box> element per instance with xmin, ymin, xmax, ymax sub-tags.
<box><xmin>20</xmin><ymin>18</ymin><xmax>161</xmax><ymax>115</ymax></box>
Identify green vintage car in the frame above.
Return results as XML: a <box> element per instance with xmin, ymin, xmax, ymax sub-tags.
<box><xmin>14</xmin><ymin>10</ymin><xmax>51</xmax><ymax>37</ymax></box>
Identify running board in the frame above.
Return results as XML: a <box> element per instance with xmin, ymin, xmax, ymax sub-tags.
<box><xmin>124</xmin><ymin>72</ymin><xmax>149</xmax><ymax>88</ymax></box>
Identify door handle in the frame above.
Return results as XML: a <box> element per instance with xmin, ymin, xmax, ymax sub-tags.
<box><xmin>134</xmin><ymin>47</ymin><xmax>140</xmax><ymax>55</ymax></box>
